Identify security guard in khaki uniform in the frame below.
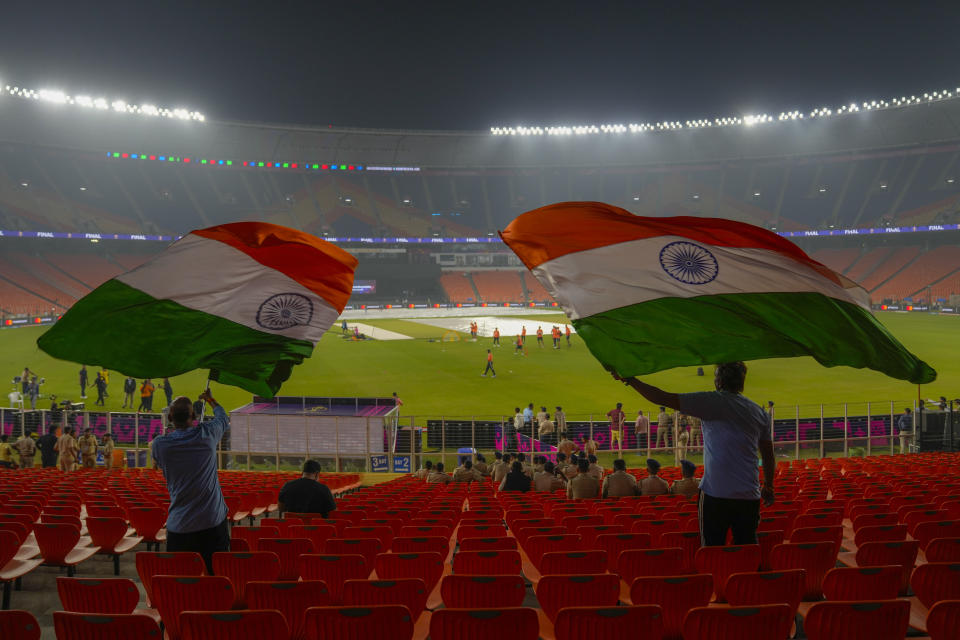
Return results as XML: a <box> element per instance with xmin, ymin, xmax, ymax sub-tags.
<box><xmin>640</xmin><ymin>458</ymin><xmax>670</xmax><ymax>496</ymax></box>
<box><xmin>15</xmin><ymin>433</ymin><xmax>36</xmax><ymax>469</ymax></box>
<box><xmin>426</xmin><ymin>462</ymin><xmax>452</xmax><ymax>484</ymax></box>
<box><xmin>414</xmin><ymin>460</ymin><xmax>433</xmax><ymax>480</ymax></box>
<box><xmin>492</xmin><ymin>454</ymin><xmax>511</xmax><ymax>484</ymax></box>
<box><xmin>78</xmin><ymin>428</ymin><xmax>99</xmax><ymax>468</ymax></box>
<box><xmin>670</xmin><ymin>459</ymin><xmax>701</xmax><ymax>497</ymax></box>
<box><xmin>452</xmin><ymin>459</ymin><xmax>484</xmax><ymax>483</ymax></box>
<box><xmin>602</xmin><ymin>459</ymin><xmax>639</xmax><ymax>497</ymax></box>
<box><xmin>566</xmin><ymin>459</ymin><xmax>600</xmax><ymax>499</ymax></box>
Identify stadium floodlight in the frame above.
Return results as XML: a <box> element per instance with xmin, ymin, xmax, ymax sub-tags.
<box><xmin>38</xmin><ymin>89</ymin><xmax>68</xmax><ymax>104</ymax></box>
<box><xmin>3</xmin><ymin>82</ymin><xmax>205</xmax><ymax>122</ymax></box>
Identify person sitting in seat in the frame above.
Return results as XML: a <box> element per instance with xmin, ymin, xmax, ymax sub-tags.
<box><xmin>427</xmin><ymin>462</ymin><xmax>452</xmax><ymax>484</ymax></box>
<box><xmin>414</xmin><ymin>460</ymin><xmax>433</xmax><ymax>480</ymax></box>
<box><xmin>602</xmin><ymin>458</ymin><xmax>639</xmax><ymax>497</ymax></box>
<box><xmin>671</xmin><ymin>459</ymin><xmax>701</xmax><ymax>497</ymax></box>
<box><xmin>640</xmin><ymin>458</ymin><xmax>669</xmax><ymax>496</ymax></box>
<box><xmin>517</xmin><ymin>452</ymin><xmax>534</xmax><ymax>477</ymax></box>
<box><xmin>474</xmin><ymin>453</ymin><xmax>490</xmax><ymax>476</ymax></box>
<box><xmin>488</xmin><ymin>451</ymin><xmax>504</xmax><ymax>478</ymax></box>
<box><xmin>492</xmin><ymin>453</ymin><xmax>512</xmax><ymax>484</ymax></box>
<box><xmin>563</xmin><ymin>453</ymin><xmax>580</xmax><ymax>480</ymax></box>
<box><xmin>453</xmin><ymin>459</ymin><xmax>484</xmax><ymax>483</ymax></box>
<box><xmin>567</xmin><ymin>459</ymin><xmax>600</xmax><ymax>499</ymax></box>
<box><xmin>279</xmin><ymin>459</ymin><xmax>338</xmax><ymax>518</ymax></box>
<box><xmin>534</xmin><ymin>461</ymin><xmax>567</xmax><ymax>492</ymax></box>
<box><xmin>499</xmin><ymin>461</ymin><xmax>532</xmax><ymax>492</ymax></box>
<box><xmin>587</xmin><ymin>454</ymin><xmax>604</xmax><ymax>482</ymax></box>
<box><xmin>554</xmin><ymin>452</ymin><xmax>570</xmax><ymax>478</ymax></box>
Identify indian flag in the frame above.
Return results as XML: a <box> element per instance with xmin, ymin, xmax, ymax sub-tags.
<box><xmin>501</xmin><ymin>202</ymin><xmax>936</xmax><ymax>384</ymax></box>
<box><xmin>38</xmin><ymin>222</ymin><xmax>357</xmax><ymax>397</ymax></box>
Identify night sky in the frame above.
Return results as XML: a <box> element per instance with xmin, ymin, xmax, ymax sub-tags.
<box><xmin>2</xmin><ymin>1</ymin><xmax>958</xmax><ymax>130</ymax></box>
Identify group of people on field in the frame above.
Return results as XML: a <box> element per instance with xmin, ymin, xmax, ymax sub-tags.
<box><xmin>77</xmin><ymin>365</ymin><xmax>173</xmax><ymax>410</ymax></box>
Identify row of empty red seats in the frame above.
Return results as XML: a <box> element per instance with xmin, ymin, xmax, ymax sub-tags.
<box><xmin>438</xmin><ymin>273</ymin><xmax>477</xmax><ymax>302</ymax></box>
<box><xmin>42</xmin><ymin>253</ymin><xmax>124</xmax><ymax>289</ymax></box>
<box><xmin>810</xmin><ymin>248</ymin><xmax>862</xmax><ymax>274</ymax></box>
<box><xmin>874</xmin><ymin>246</ymin><xmax>960</xmax><ymax>301</ymax></box>
<box><xmin>472</xmin><ymin>271</ymin><xmax>524</xmax><ymax>302</ymax></box>
<box><xmin>0</xmin><ymin>255</ymin><xmax>74</xmax><ymax>309</ymax></box>
<box><xmin>846</xmin><ymin>247</ymin><xmax>892</xmax><ymax>283</ymax></box>
<box><xmin>522</xmin><ymin>271</ymin><xmax>552</xmax><ymax>302</ymax></box>
<box><xmin>860</xmin><ymin>246</ymin><xmax>921</xmax><ymax>291</ymax></box>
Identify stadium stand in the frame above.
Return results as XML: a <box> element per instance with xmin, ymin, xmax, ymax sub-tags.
<box><xmin>874</xmin><ymin>245</ymin><xmax>960</xmax><ymax>302</ymax></box>
<box><xmin>859</xmin><ymin>246</ymin><xmax>922</xmax><ymax>291</ymax></box>
<box><xmin>521</xmin><ymin>271</ymin><xmax>552</xmax><ymax>303</ymax></box>
<box><xmin>845</xmin><ymin>247</ymin><xmax>893</xmax><ymax>283</ymax></box>
<box><xmin>439</xmin><ymin>273</ymin><xmax>478</xmax><ymax>303</ymax></box>
<box><xmin>472</xmin><ymin>271</ymin><xmax>524</xmax><ymax>303</ymax></box>
<box><xmin>2</xmin><ymin>451</ymin><xmax>959</xmax><ymax>639</ymax></box>
<box><xmin>810</xmin><ymin>248</ymin><xmax>862</xmax><ymax>275</ymax></box>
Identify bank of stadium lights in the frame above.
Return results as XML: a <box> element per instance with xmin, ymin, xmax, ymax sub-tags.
<box><xmin>2</xmin><ymin>85</ymin><xmax>205</xmax><ymax>122</ymax></box>
<box><xmin>491</xmin><ymin>85</ymin><xmax>960</xmax><ymax>136</ymax></box>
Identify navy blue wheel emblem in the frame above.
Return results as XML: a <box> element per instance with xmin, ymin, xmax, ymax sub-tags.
<box><xmin>659</xmin><ymin>241</ymin><xmax>719</xmax><ymax>285</ymax></box>
<box><xmin>256</xmin><ymin>293</ymin><xmax>314</xmax><ymax>330</ymax></box>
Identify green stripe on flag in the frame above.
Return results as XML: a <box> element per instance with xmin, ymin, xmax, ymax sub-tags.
<box><xmin>37</xmin><ymin>279</ymin><xmax>315</xmax><ymax>397</ymax></box>
<box><xmin>574</xmin><ymin>291</ymin><xmax>936</xmax><ymax>384</ymax></box>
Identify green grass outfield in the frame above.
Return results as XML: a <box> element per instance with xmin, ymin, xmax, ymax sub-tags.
<box><xmin>2</xmin><ymin>311</ymin><xmax>953</xmax><ymax>422</ymax></box>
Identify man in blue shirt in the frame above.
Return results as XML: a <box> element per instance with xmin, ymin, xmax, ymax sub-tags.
<box><xmin>616</xmin><ymin>362</ymin><xmax>775</xmax><ymax>546</ymax></box>
<box><xmin>151</xmin><ymin>389</ymin><xmax>229</xmax><ymax>573</ymax></box>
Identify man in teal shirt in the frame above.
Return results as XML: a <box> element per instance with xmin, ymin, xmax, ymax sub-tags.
<box><xmin>151</xmin><ymin>389</ymin><xmax>229</xmax><ymax>573</ymax></box>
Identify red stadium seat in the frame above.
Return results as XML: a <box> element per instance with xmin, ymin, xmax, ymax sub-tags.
<box><xmin>577</xmin><ymin>524</ymin><xmax>626</xmax><ymax>549</ymax></box>
<box><xmin>725</xmin><ymin>569</ymin><xmax>805</xmax><ymax>620</ymax></box>
<box><xmin>297</xmin><ymin>554</ymin><xmax>370</xmax><ymax>604</ymax></box>
<box><xmin>756</xmin><ymin>529</ymin><xmax>785</xmax><ymax>571</ymax></box>
<box><xmin>693</xmin><ymin>545</ymin><xmax>761</xmax><ymax>602</ymax></box>
<box><xmin>926</xmin><ymin>537</ymin><xmax>960</xmax><ymax>562</ymax></box>
<box><xmin>0</xmin><ymin>610</ymin><xmax>40</xmax><ymax>640</ymax></box>
<box><xmin>523</xmin><ymin>534</ymin><xmax>581</xmax><ymax>570</ymax></box>
<box><xmin>821</xmin><ymin>566</ymin><xmax>901</xmax><ymax>600</ymax></box>
<box><xmin>452</xmin><ymin>550</ymin><xmax>521</xmax><ymax>575</ymax></box>
<box><xmin>246</xmin><ymin>581</ymin><xmax>330</xmax><ymax>640</ymax></box>
<box><xmin>852</xmin><ymin>540</ymin><xmax>920</xmax><ymax>594</ymax></box>
<box><xmin>52</xmin><ymin>612</ymin><xmax>161</xmax><ymax>640</ymax></box>
<box><xmin>179</xmin><ymin>609</ymin><xmax>288</xmax><ymax>640</ymax></box>
<box><xmin>288</xmin><ymin>525</ymin><xmax>338</xmax><ymax>553</ymax></box>
<box><xmin>56</xmin><ymin>577</ymin><xmax>150</xmax><ymax>618</ymax></box>
<box><xmin>629</xmin><ymin>574</ymin><xmax>713</xmax><ymax>639</ymax></box>
<box><xmin>211</xmin><ymin>551</ymin><xmax>282</xmax><ymax>606</ymax></box>
<box><xmin>683</xmin><ymin>604</ymin><xmax>793</xmax><ymax>640</ymax></box>
<box><xmin>304</xmin><ymin>605</ymin><xmax>414</xmax><ymax>640</ymax></box>
<box><xmin>84</xmin><ymin>518</ymin><xmax>143</xmax><ymax>576</ymax></box>
<box><xmin>803</xmin><ymin>600</ymin><xmax>910</xmax><ymax>640</ymax></box>
<box><xmin>135</xmin><ymin>551</ymin><xmax>205</xmax><ymax>607</ymax></box>
<box><xmin>631</xmin><ymin>519</ymin><xmax>680</xmax><ymax>546</ymax></box>
<box><xmin>456</xmin><ymin>524</ymin><xmax>507</xmax><ymax>544</ymax></box>
<box><xmin>595</xmin><ymin>533</ymin><xmax>652</xmax><ymax>571</ymax></box>
<box><xmin>458</xmin><ymin>537</ymin><xmax>517</xmax><ymax>552</ymax></box>
<box><xmin>913</xmin><ymin>521</ymin><xmax>960</xmax><ymax>550</ymax></box>
<box><xmin>373</xmin><ymin>552</ymin><xmax>444</xmax><ymax>591</ymax></box>
<box><xmin>429</xmin><ymin>607</ymin><xmax>539</xmax><ymax>640</ymax></box>
<box><xmin>126</xmin><ymin>507</ymin><xmax>167</xmax><ymax>551</ymax></box>
<box><xmin>853</xmin><ymin>524</ymin><xmax>908</xmax><ymax>547</ymax></box>
<box><xmin>926</xmin><ymin>600</ymin><xmax>960</xmax><ymax>640</ymax></box>
<box><xmin>789</xmin><ymin>525</ymin><xmax>843</xmax><ymax>556</ymax></box>
<box><xmin>344</xmin><ymin>526</ymin><xmax>395</xmax><ymax>550</ymax></box>
<box><xmin>324</xmin><ymin>538</ymin><xmax>384</xmax><ymax>567</ymax></box>
<box><xmin>660</xmin><ymin>530</ymin><xmax>701</xmax><ymax>573</ymax></box>
<box><xmin>440</xmin><ymin>575</ymin><xmax>526</xmax><ymax>608</ymax></box>
<box><xmin>554</xmin><ymin>605</ymin><xmax>663</xmax><ymax>640</ymax></box>
<box><xmin>257</xmin><ymin>538</ymin><xmax>314</xmax><ymax>580</ymax></box>
<box><xmin>33</xmin><ymin>523</ymin><xmax>99</xmax><ymax>576</ymax></box>
<box><xmin>535</xmin><ymin>573</ymin><xmax>620</xmax><ymax>621</ymax></box>
<box><xmin>343</xmin><ymin>578</ymin><xmax>428</xmax><ymax>619</ymax></box>
<box><xmin>539</xmin><ymin>550</ymin><xmax>607</xmax><ymax>576</ymax></box>
<box><xmin>151</xmin><ymin>576</ymin><xmax>235</xmax><ymax>640</ymax></box>
<box><xmin>911</xmin><ymin>562</ymin><xmax>960</xmax><ymax>609</ymax></box>
<box><xmin>769</xmin><ymin>542</ymin><xmax>836</xmax><ymax>600</ymax></box>
<box><xmin>617</xmin><ymin>547</ymin><xmax>685</xmax><ymax>583</ymax></box>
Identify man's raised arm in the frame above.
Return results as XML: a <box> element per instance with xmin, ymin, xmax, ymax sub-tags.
<box><xmin>616</xmin><ymin>376</ymin><xmax>682</xmax><ymax>411</ymax></box>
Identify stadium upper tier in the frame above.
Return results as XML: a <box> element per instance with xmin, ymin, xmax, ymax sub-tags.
<box><xmin>0</xmin><ymin>96</ymin><xmax>959</xmax><ymax>237</ymax></box>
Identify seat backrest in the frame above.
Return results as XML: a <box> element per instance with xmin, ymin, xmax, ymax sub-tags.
<box><xmin>683</xmin><ymin>604</ymin><xmax>793</xmax><ymax>640</ymax></box>
<box><xmin>303</xmin><ymin>605</ymin><xmax>415</xmax><ymax>640</ymax></box>
<box><xmin>458</xmin><ymin>536</ymin><xmax>516</xmax><ymax>552</ymax></box>
<box><xmin>659</xmin><ymin>531</ymin><xmax>702</xmax><ymax>573</ymax></box>
<box><xmin>913</xmin><ymin>521</ymin><xmax>960</xmax><ymax>550</ymax></box>
<box><xmin>52</xmin><ymin>612</ymin><xmax>160</xmax><ymax>640</ymax></box>
<box><xmin>693</xmin><ymin>545</ymin><xmax>762</xmax><ymax>601</ymax></box>
<box><xmin>631</xmin><ymin>519</ymin><xmax>681</xmax><ymax>546</ymax></box>
<box><xmin>151</xmin><ymin>576</ymin><xmax>235</xmax><ymax>640</ymax></box>
<box><xmin>595</xmin><ymin>533</ymin><xmax>652</xmax><ymax>571</ymax></box>
<box><xmin>926</xmin><ymin>600</ymin><xmax>960</xmax><ymax>640</ymax></box>
<box><xmin>911</xmin><ymin>563</ymin><xmax>960</xmax><ymax>608</ymax></box>
<box><xmin>803</xmin><ymin>600</ymin><xmax>910</xmax><ymax>640</ymax></box>
<box><xmin>57</xmin><ymin>577</ymin><xmax>139</xmax><ymax>614</ymax></box>
<box><xmin>554</xmin><ymin>605</ymin><xmax>664</xmax><ymax>640</ymax></box>
<box><xmin>852</xmin><ymin>512</ymin><xmax>899</xmax><ymax>532</ymax></box>
<box><xmin>769</xmin><ymin>542</ymin><xmax>835</xmax><ymax>600</ymax></box>
<box><xmin>342</xmin><ymin>578</ymin><xmax>428</xmax><ymax>618</ymax></box>
<box><xmin>535</xmin><ymin>573</ymin><xmax>620</xmax><ymax>621</ymax></box>
<box><xmin>853</xmin><ymin>524</ymin><xmax>908</xmax><ymax>547</ymax></box>
<box><xmin>0</xmin><ymin>530</ymin><xmax>20</xmax><ymax>568</ymax></box>
<box><xmin>344</xmin><ymin>526</ymin><xmax>395</xmax><ymax>549</ymax></box>
<box><xmin>0</xmin><ymin>610</ymin><xmax>40</xmax><ymax>640</ymax></box>
<box><xmin>246</xmin><ymin>581</ymin><xmax>330</xmax><ymax>640</ymax></box>
<box><xmin>324</xmin><ymin>538</ymin><xmax>384</xmax><ymax>567</ymax></box>
<box><xmin>179</xmin><ymin>609</ymin><xmax>288</xmax><ymax>640</ymax></box>
<box><xmin>451</xmin><ymin>550</ymin><xmax>521</xmax><ymax>576</ymax></box>
<box><xmin>440</xmin><ymin>574</ymin><xmax>526</xmax><ymax>608</ymax></box>
<box><xmin>428</xmin><ymin>607</ymin><xmax>539</xmax><ymax>640</ymax></box>
<box><xmin>724</xmin><ymin>569</ymin><xmax>805</xmax><ymax>615</ymax></box>
<box><xmin>288</xmin><ymin>525</ymin><xmax>338</xmax><ymax>553</ymax></box>
<box><xmin>34</xmin><ymin>522</ymin><xmax>81</xmax><ymax>564</ymax></box>
<box><xmin>211</xmin><ymin>551</ymin><xmax>282</xmax><ymax>606</ymax></box>
<box><xmin>297</xmin><ymin>554</ymin><xmax>371</xmax><ymax>604</ymax></box>
<box><xmin>127</xmin><ymin>507</ymin><xmax>166</xmax><ymax>539</ymax></box>
<box><xmin>256</xmin><ymin>538</ymin><xmax>314</xmax><ymax>580</ymax></box>
<box><xmin>617</xmin><ymin>548</ymin><xmax>685</xmax><ymax>583</ymax></box>
<box><xmin>135</xmin><ymin>551</ymin><xmax>205</xmax><ymax>606</ymax></box>
<box><xmin>821</xmin><ymin>566</ymin><xmax>901</xmax><ymax>600</ymax></box>
<box><xmin>925</xmin><ymin>537</ymin><xmax>960</xmax><ymax>563</ymax></box>
<box><xmin>85</xmin><ymin>517</ymin><xmax>130</xmax><ymax>551</ymax></box>
<box><xmin>539</xmin><ymin>550</ymin><xmax>607</xmax><ymax>576</ymax></box>
<box><xmin>789</xmin><ymin>526</ymin><xmax>843</xmax><ymax>556</ymax></box>
<box><xmin>629</xmin><ymin>574</ymin><xmax>714</xmax><ymax>639</ymax></box>
<box><xmin>373</xmin><ymin>551</ymin><xmax>444</xmax><ymax>592</ymax></box>
<box><xmin>855</xmin><ymin>540</ymin><xmax>920</xmax><ymax>593</ymax></box>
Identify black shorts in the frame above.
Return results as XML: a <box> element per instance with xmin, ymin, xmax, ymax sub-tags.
<box><xmin>166</xmin><ymin>520</ymin><xmax>230</xmax><ymax>574</ymax></box>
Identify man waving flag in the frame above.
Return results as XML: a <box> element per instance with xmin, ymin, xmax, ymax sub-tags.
<box><xmin>38</xmin><ymin>222</ymin><xmax>357</xmax><ymax>397</ymax></box>
<box><xmin>500</xmin><ymin>202</ymin><xmax>935</xmax><ymax>384</ymax></box>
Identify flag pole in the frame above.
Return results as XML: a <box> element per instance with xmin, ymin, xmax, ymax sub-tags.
<box><xmin>199</xmin><ymin>376</ymin><xmax>212</xmax><ymax>421</ymax></box>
